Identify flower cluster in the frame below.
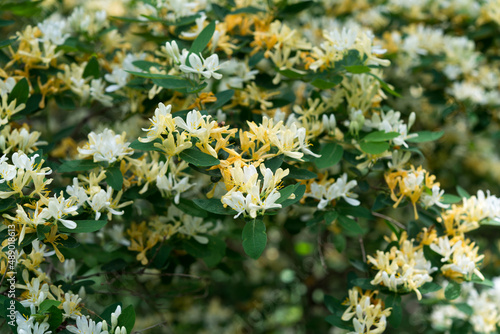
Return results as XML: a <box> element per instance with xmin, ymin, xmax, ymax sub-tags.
<box><xmin>341</xmin><ymin>287</ymin><xmax>392</xmax><ymax>334</ymax></box>
<box><xmin>367</xmin><ymin>232</ymin><xmax>436</xmax><ymax>300</ymax></box>
<box><xmin>1</xmin><ymin>0</ymin><xmax>499</xmax><ymax>333</ymax></box>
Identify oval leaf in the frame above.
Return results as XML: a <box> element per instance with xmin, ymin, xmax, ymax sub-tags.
<box><xmin>190</xmin><ymin>20</ymin><xmax>216</xmax><ymax>54</ymax></box>
<box><xmin>359</xmin><ymin>141</ymin><xmax>390</xmax><ymax>155</ymax></box>
<box><xmin>242</xmin><ymin>219</ymin><xmax>267</xmax><ymax>259</ymax></box>
<box><xmin>179</xmin><ymin>148</ymin><xmax>220</xmax><ymax>167</ymax></box>
<box><xmin>445</xmin><ymin>280</ymin><xmax>461</xmax><ymax>300</ymax></box>
<box><xmin>315</xmin><ymin>143</ymin><xmax>343</xmax><ymax>169</ymax></box>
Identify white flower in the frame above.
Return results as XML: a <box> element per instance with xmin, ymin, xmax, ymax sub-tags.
<box><xmin>62</xmin><ymin>293</ymin><xmax>82</xmax><ymax>320</ymax></box>
<box><xmin>140</xmin><ymin>103</ymin><xmax>174</xmax><ymax>143</ymax></box>
<box><xmin>16</xmin><ymin>271</ymin><xmax>50</xmax><ymax>314</ymax></box>
<box><xmin>222</xmin><ymin>191</ymin><xmax>259</xmax><ymax>219</ymax></box>
<box><xmin>178</xmin><ymin>216</ymin><xmax>213</xmax><ymax>244</ymax></box>
<box><xmin>307</xmin><ymin>173</ymin><xmax>359</xmax><ymax>209</ymax></box>
<box><xmin>0</xmin><ymin>154</ymin><xmax>16</xmax><ymax>182</ymax></box>
<box><xmin>104</xmin><ymin>68</ymin><xmax>129</xmax><ymax>93</ymax></box>
<box><xmin>67</xmin><ymin>316</ymin><xmax>108</xmax><ymax>334</ymax></box>
<box><xmin>78</xmin><ymin>129</ymin><xmax>133</xmax><ymax>164</ymax></box>
<box><xmin>87</xmin><ymin>188</ymin><xmax>124</xmax><ymax>221</ymax></box>
<box><xmin>66</xmin><ymin>177</ymin><xmax>89</xmax><ymax>207</ymax></box>
<box><xmin>179</xmin><ymin>53</ymin><xmax>224</xmax><ymax>80</ymax></box>
<box><xmin>165</xmin><ymin>41</ymin><xmax>181</xmax><ymax>63</ymax></box>
<box><xmin>16</xmin><ymin>312</ymin><xmax>52</xmax><ymax>334</ymax></box>
<box><xmin>12</xmin><ymin>152</ymin><xmax>49</xmax><ymax>174</ymax></box>
<box><xmin>111</xmin><ymin>305</ymin><xmax>121</xmax><ymax>330</ymax></box>
<box><xmin>0</xmin><ymin>77</ymin><xmax>16</xmax><ymax>96</ymax></box>
<box><xmin>43</xmin><ymin>193</ymin><xmax>79</xmax><ymax>229</ymax></box>
<box><xmin>420</xmin><ymin>185</ymin><xmax>449</xmax><ymax>209</ymax></box>
<box><xmin>90</xmin><ymin>79</ymin><xmax>113</xmax><ymax>106</ymax></box>
<box><xmin>156</xmin><ymin>174</ymin><xmax>194</xmax><ymax>204</ymax></box>
<box><xmin>203</xmin><ymin>54</ymin><xmax>223</xmax><ymax>80</ymax></box>
<box><xmin>296</xmin><ymin>127</ymin><xmax>321</xmax><ymax>158</ymax></box>
<box><xmin>174</xmin><ymin>109</ymin><xmax>208</xmax><ymax>136</ymax></box>
<box><xmin>38</xmin><ymin>18</ymin><xmax>69</xmax><ymax>45</ymax></box>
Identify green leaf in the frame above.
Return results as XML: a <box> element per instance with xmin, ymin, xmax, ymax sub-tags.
<box><xmin>39</xmin><ymin>300</ymin><xmax>61</xmax><ymax>314</ymax></box>
<box><xmin>279</xmin><ymin>1</ymin><xmax>315</xmax><ymax>15</ymax></box>
<box><xmin>126</xmin><ymin>71</ymin><xmax>177</xmax><ymax>79</ymax></box>
<box><xmin>190</xmin><ymin>21</ymin><xmax>216</xmax><ymax>54</ymax></box>
<box><xmin>324</xmin><ymin>295</ymin><xmax>345</xmax><ymax>314</ymax></box>
<box><xmin>383</xmin><ymin>220</ymin><xmax>400</xmax><ymax>238</ymax></box>
<box><xmin>456</xmin><ymin>186</ymin><xmax>470</xmax><ymax>199</ymax></box>
<box><xmin>359</xmin><ymin>141</ymin><xmax>390</xmax><ymax>155</ymax></box>
<box><xmin>83</xmin><ymin>56</ymin><xmax>100</xmax><ymax>79</ymax></box>
<box><xmin>152</xmin><ymin>77</ymin><xmax>191</xmax><ymax>90</ymax></box>
<box><xmin>231</xmin><ymin>6</ymin><xmax>266</xmax><ymax>14</ymax></box>
<box><xmin>132</xmin><ymin>60</ymin><xmax>162</xmax><ymax>71</ymax></box>
<box><xmin>311</xmin><ymin>76</ymin><xmax>343</xmax><ymax>89</ymax></box>
<box><xmin>445</xmin><ymin>280</ymin><xmax>461</xmax><ymax>300</ymax></box>
<box><xmin>344</xmin><ymin>65</ymin><xmax>371</xmax><ymax>74</ymax></box>
<box><xmin>470</xmin><ymin>274</ymin><xmax>493</xmax><ymax>286</ymax></box>
<box><xmin>249</xmin><ymin>51</ymin><xmax>265</xmax><ymax>67</ymax></box>
<box><xmin>0</xmin><ymin>197</ymin><xmax>16</xmax><ymax>213</ymax></box>
<box><xmin>418</xmin><ymin>282</ymin><xmax>442</xmax><ymax>295</ymax></box>
<box><xmin>175</xmin><ymin>198</ymin><xmax>208</xmax><ymax>218</ymax></box>
<box><xmin>362</xmin><ymin>131</ymin><xmax>400</xmax><ymax>142</ymax></box>
<box><xmin>106</xmin><ymin>166</ymin><xmax>123</xmax><ymax>191</ymax></box>
<box><xmin>277</xmin><ymin>184</ymin><xmax>306</xmax><ymax>208</ymax></box>
<box><xmin>283</xmin><ymin>163</ymin><xmax>317</xmax><ymax>180</ymax></box>
<box><xmin>337</xmin><ymin>215</ymin><xmax>363</xmax><ymax>234</ymax></box>
<box><xmin>129</xmin><ymin>138</ymin><xmax>163</xmax><ymax>152</ymax></box>
<box><xmin>265</xmin><ymin>155</ymin><xmax>284</xmax><ymax>172</ymax></box>
<box><xmin>242</xmin><ymin>218</ymin><xmax>267</xmax><ymax>259</ymax></box>
<box><xmin>406</xmin><ymin>131</ymin><xmax>444</xmax><ymax>143</ymax></box>
<box><xmin>441</xmin><ymin>194</ymin><xmax>461</xmax><ymax>204</ymax></box>
<box><xmin>279</xmin><ymin>69</ymin><xmax>304</xmax><ymax>79</ymax></box>
<box><xmin>333</xmin><ymin>233</ymin><xmax>346</xmax><ymax>253</ymax></box>
<box><xmin>350</xmin><ymin>278</ymin><xmax>377</xmax><ymax>290</ymax></box>
<box><xmin>117</xmin><ymin>305</ymin><xmax>136</xmax><ymax>333</ymax></box>
<box><xmin>0</xmin><ymin>37</ymin><xmax>17</xmax><ymax>49</ymax></box>
<box><xmin>324</xmin><ymin>211</ymin><xmax>339</xmax><ymax>225</ymax></box>
<box><xmin>183</xmin><ymin>235</ymin><xmax>226</xmax><ymax>267</ymax></box>
<box><xmin>55</xmin><ymin>95</ymin><xmax>76</xmax><ymax>110</ymax></box>
<box><xmin>193</xmin><ymin>198</ymin><xmax>236</xmax><ymax>215</ymax></box>
<box><xmin>0</xmin><ymin>20</ymin><xmax>14</xmax><ymax>27</ymax></box>
<box><xmin>481</xmin><ymin>218</ymin><xmax>500</xmax><ymax>226</ymax></box>
<box><xmin>367</xmin><ymin>73</ymin><xmax>402</xmax><ymax>97</ymax></box>
<box><xmin>423</xmin><ymin>245</ymin><xmax>444</xmax><ymax>268</ymax></box>
<box><xmin>209</xmin><ymin>89</ymin><xmax>234</xmax><ymax>110</ymax></box>
<box><xmin>315</xmin><ymin>143</ymin><xmax>343</xmax><ymax>169</ymax></box>
<box><xmin>455</xmin><ymin>303</ymin><xmax>473</xmax><ymax>316</ymax></box>
<box><xmin>57</xmin><ymin>159</ymin><xmax>99</xmax><ymax>173</ymax></box>
<box><xmin>36</xmin><ymin>224</ymin><xmax>51</xmax><ymax>241</ymax></box>
<box><xmin>58</xmin><ymin>220</ymin><xmax>108</xmax><ymax>234</ymax></box>
<box><xmin>8</xmin><ymin>78</ymin><xmax>29</xmax><ymax>105</ymax></box>
<box><xmin>179</xmin><ymin>148</ymin><xmax>220</xmax><ymax>167</ymax></box>
<box><xmin>46</xmin><ymin>306</ymin><xmax>63</xmax><ymax>331</ymax></box>
<box><xmin>385</xmin><ymin>294</ymin><xmax>402</xmax><ymax>328</ymax></box>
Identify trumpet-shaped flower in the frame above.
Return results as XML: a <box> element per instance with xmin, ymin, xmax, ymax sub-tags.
<box><xmin>78</xmin><ymin>128</ymin><xmax>133</xmax><ymax>163</ymax></box>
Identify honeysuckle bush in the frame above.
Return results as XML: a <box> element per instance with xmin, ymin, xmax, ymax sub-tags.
<box><xmin>0</xmin><ymin>1</ymin><xmax>499</xmax><ymax>334</ymax></box>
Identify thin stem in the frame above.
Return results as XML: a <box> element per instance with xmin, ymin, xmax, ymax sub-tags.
<box><xmin>371</xmin><ymin>211</ymin><xmax>406</xmax><ymax>230</ymax></box>
<box><xmin>359</xmin><ymin>237</ymin><xmax>366</xmax><ymax>263</ymax></box>
<box><xmin>132</xmin><ymin>321</ymin><xmax>170</xmax><ymax>334</ymax></box>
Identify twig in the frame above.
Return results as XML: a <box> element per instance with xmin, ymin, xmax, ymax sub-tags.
<box><xmin>359</xmin><ymin>237</ymin><xmax>366</xmax><ymax>263</ymax></box>
<box><xmin>371</xmin><ymin>211</ymin><xmax>406</xmax><ymax>230</ymax></box>
<box><xmin>132</xmin><ymin>321</ymin><xmax>170</xmax><ymax>334</ymax></box>
<box><xmin>75</xmin><ymin>271</ymin><xmax>201</xmax><ymax>280</ymax></box>
<box><xmin>0</xmin><ymin>269</ymin><xmax>8</xmax><ymax>287</ymax></box>
<box><xmin>317</xmin><ymin>233</ymin><xmax>327</xmax><ymax>271</ymax></box>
